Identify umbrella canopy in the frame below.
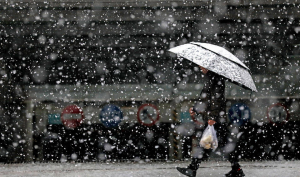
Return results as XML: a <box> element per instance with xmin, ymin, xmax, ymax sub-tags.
<box><xmin>169</xmin><ymin>42</ymin><xmax>257</xmax><ymax>92</ymax></box>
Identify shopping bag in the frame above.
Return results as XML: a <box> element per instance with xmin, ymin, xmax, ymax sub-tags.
<box><xmin>199</xmin><ymin>125</ymin><xmax>218</xmax><ymax>151</ymax></box>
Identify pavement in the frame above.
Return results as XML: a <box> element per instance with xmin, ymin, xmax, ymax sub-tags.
<box><xmin>0</xmin><ymin>160</ymin><xmax>299</xmax><ymax>177</ymax></box>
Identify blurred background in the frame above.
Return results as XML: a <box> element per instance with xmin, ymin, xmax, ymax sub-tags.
<box><xmin>0</xmin><ymin>0</ymin><xmax>300</xmax><ymax>163</ymax></box>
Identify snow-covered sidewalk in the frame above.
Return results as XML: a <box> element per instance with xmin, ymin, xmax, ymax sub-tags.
<box><xmin>0</xmin><ymin>160</ymin><xmax>299</xmax><ymax>177</ymax></box>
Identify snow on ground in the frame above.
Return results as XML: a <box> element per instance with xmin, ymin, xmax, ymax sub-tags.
<box><xmin>0</xmin><ymin>160</ymin><xmax>299</xmax><ymax>177</ymax></box>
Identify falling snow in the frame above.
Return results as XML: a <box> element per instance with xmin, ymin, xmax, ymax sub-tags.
<box><xmin>0</xmin><ymin>1</ymin><xmax>300</xmax><ymax>176</ymax></box>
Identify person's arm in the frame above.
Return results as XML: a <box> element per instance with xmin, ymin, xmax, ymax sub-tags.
<box><xmin>193</xmin><ymin>77</ymin><xmax>211</xmax><ymax>115</ymax></box>
<box><xmin>209</xmin><ymin>73</ymin><xmax>226</xmax><ymax>123</ymax></box>
<box><xmin>192</xmin><ymin>72</ymin><xmax>224</xmax><ymax>125</ymax></box>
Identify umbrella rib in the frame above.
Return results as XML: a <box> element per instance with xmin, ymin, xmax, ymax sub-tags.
<box><xmin>190</xmin><ymin>42</ymin><xmax>250</xmax><ymax>70</ymax></box>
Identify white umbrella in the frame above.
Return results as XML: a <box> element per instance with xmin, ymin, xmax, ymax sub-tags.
<box><xmin>169</xmin><ymin>42</ymin><xmax>257</xmax><ymax>92</ymax></box>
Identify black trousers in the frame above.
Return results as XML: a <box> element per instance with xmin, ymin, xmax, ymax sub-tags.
<box><xmin>189</xmin><ymin>122</ymin><xmax>243</xmax><ymax>170</ymax></box>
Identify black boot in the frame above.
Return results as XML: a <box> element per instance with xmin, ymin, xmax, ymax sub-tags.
<box><xmin>176</xmin><ymin>167</ymin><xmax>196</xmax><ymax>177</ymax></box>
<box><xmin>226</xmin><ymin>162</ymin><xmax>245</xmax><ymax>177</ymax></box>
<box><xmin>176</xmin><ymin>158</ymin><xmax>199</xmax><ymax>177</ymax></box>
<box><xmin>225</xmin><ymin>168</ymin><xmax>245</xmax><ymax>177</ymax></box>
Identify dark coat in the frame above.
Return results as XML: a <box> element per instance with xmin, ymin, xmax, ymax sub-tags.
<box><xmin>193</xmin><ymin>71</ymin><xmax>226</xmax><ymax>123</ymax></box>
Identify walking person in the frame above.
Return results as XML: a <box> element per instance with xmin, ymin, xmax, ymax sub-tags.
<box><xmin>176</xmin><ymin>66</ymin><xmax>245</xmax><ymax>177</ymax></box>
<box><xmin>169</xmin><ymin>42</ymin><xmax>257</xmax><ymax>177</ymax></box>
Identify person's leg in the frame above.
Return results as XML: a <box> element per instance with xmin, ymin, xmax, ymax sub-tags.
<box><xmin>177</xmin><ymin>123</ymin><xmax>212</xmax><ymax>177</ymax></box>
<box><xmin>226</xmin><ymin>158</ymin><xmax>245</xmax><ymax>177</ymax></box>
<box><xmin>188</xmin><ymin>148</ymin><xmax>212</xmax><ymax>169</ymax></box>
<box><xmin>225</xmin><ymin>126</ymin><xmax>245</xmax><ymax>177</ymax></box>
<box><xmin>177</xmin><ymin>148</ymin><xmax>211</xmax><ymax>177</ymax></box>
<box><xmin>214</xmin><ymin>122</ymin><xmax>228</xmax><ymax>159</ymax></box>
<box><xmin>187</xmin><ymin>157</ymin><xmax>201</xmax><ymax>171</ymax></box>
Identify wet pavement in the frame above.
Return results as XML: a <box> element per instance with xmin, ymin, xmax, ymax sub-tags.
<box><xmin>0</xmin><ymin>160</ymin><xmax>299</xmax><ymax>177</ymax></box>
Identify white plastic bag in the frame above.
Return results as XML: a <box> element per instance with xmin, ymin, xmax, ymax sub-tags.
<box><xmin>200</xmin><ymin>125</ymin><xmax>218</xmax><ymax>151</ymax></box>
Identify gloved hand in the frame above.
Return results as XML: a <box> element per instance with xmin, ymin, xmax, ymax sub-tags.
<box><xmin>208</xmin><ymin>120</ymin><xmax>216</xmax><ymax>126</ymax></box>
